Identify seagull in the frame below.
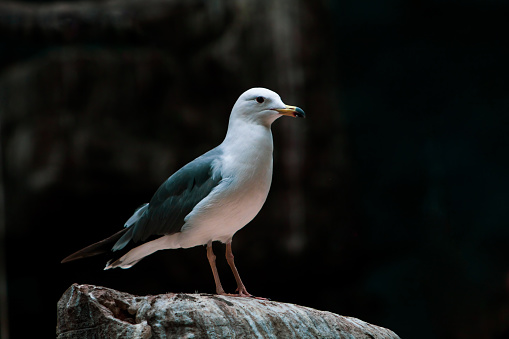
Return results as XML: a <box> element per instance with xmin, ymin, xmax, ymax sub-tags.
<box><xmin>61</xmin><ymin>87</ymin><xmax>305</xmax><ymax>297</ymax></box>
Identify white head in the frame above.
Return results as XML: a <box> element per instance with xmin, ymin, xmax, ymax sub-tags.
<box><xmin>229</xmin><ymin>88</ymin><xmax>305</xmax><ymax>127</ymax></box>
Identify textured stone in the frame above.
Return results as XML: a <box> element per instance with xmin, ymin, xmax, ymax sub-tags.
<box><xmin>57</xmin><ymin>284</ymin><xmax>400</xmax><ymax>338</ymax></box>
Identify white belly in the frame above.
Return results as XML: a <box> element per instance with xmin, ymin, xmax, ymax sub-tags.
<box><xmin>178</xmin><ymin>156</ymin><xmax>273</xmax><ymax>248</ymax></box>
<box><xmin>167</xmin><ymin>123</ymin><xmax>275</xmax><ymax>248</ymax></box>
<box><xmin>181</xmin><ymin>184</ymin><xmax>269</xmax><ymax>247</ymax></box>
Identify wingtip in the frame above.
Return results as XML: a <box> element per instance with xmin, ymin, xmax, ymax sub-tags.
<box><xmin>61</xmin><ymin>253</ymin><xmax>80</xmax><ymax>264</ymax></box>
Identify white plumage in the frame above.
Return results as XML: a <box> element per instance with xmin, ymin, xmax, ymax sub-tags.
<box><xmin>62</xmin><ymin>87</ymin><xmax>305</xmax><ymax>297</ymax></box>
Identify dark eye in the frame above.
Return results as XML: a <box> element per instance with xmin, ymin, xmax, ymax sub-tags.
<box><xmin>256</xmin><ymin>96</ymin><xmax>265</xmax><ymax>103</ymax></box>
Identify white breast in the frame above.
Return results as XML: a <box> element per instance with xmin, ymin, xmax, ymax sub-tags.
<box><xmin>177</xmin><ymin>124</ymin><xmax>274</xmax><ymax>248</ymax></box>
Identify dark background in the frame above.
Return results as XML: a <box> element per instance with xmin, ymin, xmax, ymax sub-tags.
<box><xmin>1</xmin><ymin>0</ymin><xmax>509</xmax><ymax>338</ymax></box>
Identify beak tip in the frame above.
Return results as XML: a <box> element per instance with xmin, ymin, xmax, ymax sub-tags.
<box><xmin>295</xmin><ymin>107</ymin><xmax>306</xmax><ymax>118</ymax></box>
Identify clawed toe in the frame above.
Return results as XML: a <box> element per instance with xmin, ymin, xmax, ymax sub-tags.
<box><xmin>217</xmin><ymin>290</ymin><xmax>268</xmax><ymax>300</ymax></box>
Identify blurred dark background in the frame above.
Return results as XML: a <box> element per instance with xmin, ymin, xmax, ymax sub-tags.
<box><xmin>1</xmin><ymin>0</ymin><xmax>509</xmax><ymax>338</ymax></box>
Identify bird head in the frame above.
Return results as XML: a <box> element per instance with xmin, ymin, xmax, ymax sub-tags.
<box><xmin>230</xmin><ymin>88</ymin><xmax>305</xmax><ymax>127</ymax></box>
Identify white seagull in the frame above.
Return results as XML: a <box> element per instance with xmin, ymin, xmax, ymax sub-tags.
<box><xmin>62</xmin><ymin>87</ymin><xmax>305</xmax><ymax>297</ymax></box>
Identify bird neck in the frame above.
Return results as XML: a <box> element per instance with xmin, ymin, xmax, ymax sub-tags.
<box><xmin>222</xmin><ymin>119</ymin><xmax>273</xmax><ymax>154</ymax></box>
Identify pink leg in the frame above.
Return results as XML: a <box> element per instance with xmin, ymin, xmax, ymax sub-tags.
<box><xmin>225</xmin><ymin>241</ymin><xmax>252</xmax><ymax>297</ymax></box>
<box><xmin>225</xmin><ymin>241</ymin><xmax>267</xmax><ymax>299</ymax></box>
<box><xmin>206</xmin><ymin>241</ymin><xmax>225</xmax><ymax>295</ymax></box>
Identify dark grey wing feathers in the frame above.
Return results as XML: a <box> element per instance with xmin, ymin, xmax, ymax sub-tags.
<box><xmin>113</xmin><ymin>148</ymin><xmax>223</xmax><ymax>250</ymax></box>
<box><xmin>124</xmin><ymin>203</ymin><xmax>149</xmax><ymax>228</ymax></box>
<box><xmin>61</xmin><ymin>228</ymin><xmax>129</xmax><ymax>262</ymax></box>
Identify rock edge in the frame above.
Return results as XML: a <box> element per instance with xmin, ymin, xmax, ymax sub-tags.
<box><xmin>57</xmin><ymin>284</ymin><xmax>400</xmax><ymax>339</ymax></box>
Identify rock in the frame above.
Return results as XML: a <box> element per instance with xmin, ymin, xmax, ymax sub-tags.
<box><xmin>57</xmin><ymin>284</ymin><xmax>400</xmax><ymax>338</ymax></box>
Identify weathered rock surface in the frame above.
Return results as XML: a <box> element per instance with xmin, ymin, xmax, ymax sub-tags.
<box><xmin>57</xmin><ymin>284</ymin><xmax>400</xmax><ymax>338</ymax></box>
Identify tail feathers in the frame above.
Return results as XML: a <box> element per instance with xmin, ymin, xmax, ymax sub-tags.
<box><xmin>105</xmin><ymin>233</ymin><xmax>180</xmax><ymax>270</ymax></box>
<box><xmin>104</xmin><ymin>257</ymin><xmax>143</xmax><ymax>270</ymax></box>
<box><xmin>104</xmin><ymin>241</ymin><xmax>157</xmax><ymax>270</ymax></box>
<box><xmin>61</xmin><ymin>228</ymin><xmax>128</xmax><ymax>263</ymax></box>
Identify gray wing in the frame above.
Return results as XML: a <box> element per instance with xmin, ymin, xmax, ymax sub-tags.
<box><xmin>112</xmin><ymin>147</ymin><xmax>223</xmax><ymax>251</ymax></box>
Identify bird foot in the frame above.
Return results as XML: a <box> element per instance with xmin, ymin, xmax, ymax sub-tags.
<box><xmin>236</xmin><ymin>286</ymin><xmax>269</xmax><ymax>300</ymax></box>
<box><xmin>217</xmin><ymin>288</ymin><xmax>268</xmax><ymax>300</ymax></box>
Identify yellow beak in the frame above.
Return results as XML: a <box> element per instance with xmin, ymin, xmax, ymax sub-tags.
<box><xmin>274</xmin><ymin>105</ymin><xmax>306</xmax><ymax>118</ymax></box>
